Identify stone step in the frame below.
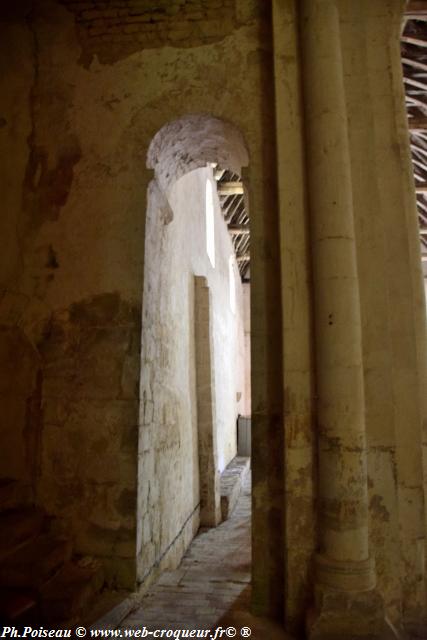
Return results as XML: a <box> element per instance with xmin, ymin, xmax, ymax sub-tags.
<box><xmin>220</xmin><ymin>457</ymin><xmax>250</xmax><ymax>521</ymax></box>
<box><xmin>0</xmin><ymin>507</ymin><xmax>45</xmax><ymax>562</ymax></box>
<box><xmin>0</xmin><ymin>534</ymin><xmax>72</xmax><ymax>589</ymax></box>
<box><xmin>86</xmin><ymin>590</ymin><xmax>137</xmax><ymax>631</ymax></box>
<box><xmin>40</xmin><ymin>559</ymin><xmax>104</xmax><ymax>624</ymax></box>
<box><xmin>0</xmin><ymin>478</ymin><xmax>31</xmax><ymax>512</ymax></box>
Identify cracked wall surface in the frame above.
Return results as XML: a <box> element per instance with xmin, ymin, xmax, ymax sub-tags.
<box><xmin>59</xmin><ymin>0</ymin><xmax>255</xmax><ymax>66</ymax></box>
<box><xmin>0</xmin><ymin>0</ymin><xmax>283</xmax><ymax>597</ymax></box>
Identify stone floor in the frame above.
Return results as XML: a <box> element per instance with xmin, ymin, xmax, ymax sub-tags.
<box><xmin>119</xmin><ymin>473</ymin><xmax>292</xmax><ymax>639</ymax></box>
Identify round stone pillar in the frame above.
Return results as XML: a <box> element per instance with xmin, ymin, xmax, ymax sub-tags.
<box><xmin>300</xmin><ymin>0</ymin><xmax>375</xmax><ymax>597</ymax></box>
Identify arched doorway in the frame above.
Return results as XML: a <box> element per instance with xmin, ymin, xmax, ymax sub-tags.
<box><xmin>137</xmin><ymin>114</ymin><xmax>251</xmax><ymax>587</ymax></box>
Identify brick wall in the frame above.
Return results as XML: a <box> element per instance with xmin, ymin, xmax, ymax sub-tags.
<box><xmin>61</xmin><ymin>0</ymin><xmax>239</xmax><ymax>64</ymax></box>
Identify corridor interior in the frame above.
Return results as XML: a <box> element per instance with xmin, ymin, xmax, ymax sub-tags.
<box><xmin>118</xmin><ymin>473</ymin><xmax>254</xmax><ymax>633</ymax></box>
<box><xmin>2</xmin><ymin>2</ymin><xmax>427</xmax><ymax>639</ymax></box>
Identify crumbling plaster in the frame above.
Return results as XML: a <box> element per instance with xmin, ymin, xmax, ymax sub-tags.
<box><xmin>0</xmin><ymin>0</ymin><xmax>283</xmax><ymax>599</ymax></box>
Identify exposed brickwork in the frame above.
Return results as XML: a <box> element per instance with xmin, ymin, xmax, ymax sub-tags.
<box><xmin>60</xmin><ymin>0</ymin><xmax>240</xmax><ymax>65</ymax></box>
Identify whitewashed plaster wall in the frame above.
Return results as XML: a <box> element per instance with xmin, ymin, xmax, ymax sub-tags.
<box><xmin>138</xmin><ymin>166</ymin><xmax>246</xmax><ymax>582</ymax></box>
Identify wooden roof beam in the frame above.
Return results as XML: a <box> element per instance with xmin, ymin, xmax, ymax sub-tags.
<box><xmin>406</xmin><ymin>95</ymin><xmax>427</xmax><ymax>112</ymax></box>
<box><xmin>228</xmin><ymin>225</ymin><xmax>250</xmax><ymax>235</ymax></box>
<box><xmin>214</xmin><ymin>169</ymin><xmax>226</xmax><ymax>182</ymax></box>
<box><xmin>218</xmin><ymin>181</ymin><xmax>244</xmax><ymax>196</ymax></box>
<box><xmin>224</xmin><ymin>198</ymin><xmax>243</xmax><ymax>224</ymax></box>
<box><xmin>412</xmin><ymin>157</ymin><xmax>427</xmax><ymax>171</ymax></box>
<box><xmin>411</xmin><ymin>143</ymin><xmax>427</xmax><ymax>157</ymax></box>
<box><xmin>402</xmin><ymin>35</ymin><xmax>427</xmax><ymax>48</ymax></box>
<box><xmin>406</xmin><ymin>1</ymin><xmax>427</xmax><ymax>15</ymax></box>
<box><xmin>416</xmin><ymin>207</ymin><xmax>427</xmax><ymax>225</ymax></box>
<box><xmin>402</xmin><ymin>57</ymin><xmax>427</xmax><ymax>72</ymax></box>
<box><xmin>404</xmin><ymin>75</ymin><xmax>427</xmax><ymax>91</ymax></box>
<box><xmin>410</xmin><ymin>138</ymin><xmax>427</xmax><ymax>156</ymax></box>
<box><xmin>405</xmin><ymin>15</ymin><xmax>427</xmax><ymax>21</ymax></box>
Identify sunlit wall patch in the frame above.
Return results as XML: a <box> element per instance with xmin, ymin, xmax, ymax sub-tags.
<box><xmin>229</xmin><ymin>254</ymin><xmax>236</xmax><ymax>314</ymax></box>
<box><xmin>206</xmin><ymin>179</ymin><xmax>215</xmax><ymax>269</ymax></box>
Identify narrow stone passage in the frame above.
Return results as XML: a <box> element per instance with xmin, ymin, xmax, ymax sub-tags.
<box><xmin>121</xmin><ymin>474</ymin><xmax>251</xmax><ymax>631</ymax></box>
<box><xmin>119</xmin><ymin>474</ymin><xmax>290</xmax><ymax>638</ymax></box>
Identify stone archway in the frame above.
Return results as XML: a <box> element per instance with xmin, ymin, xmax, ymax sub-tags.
<box><xmin>137</xmin><ymin>114</ymin><xmax>250</xmax><ymax>586</ymax></box>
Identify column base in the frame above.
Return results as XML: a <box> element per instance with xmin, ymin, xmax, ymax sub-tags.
<box><xmin>315</xmin><ymin>553</ymin><xmax>376</xmax><ymax>591</ymax></box>
<box><xmin>306</xmin><ymin>586</ymin><xmax>401</xmax><ymax>640</ymax></box>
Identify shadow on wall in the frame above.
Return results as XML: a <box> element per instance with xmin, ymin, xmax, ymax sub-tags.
<box><xmin>0</xmin><ymin>326</ymin><xmax>42</xmax><ymax>502</ymax></box>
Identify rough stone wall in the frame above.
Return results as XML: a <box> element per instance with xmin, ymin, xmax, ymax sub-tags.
<box><xmin>0</xmin><ymin>327</ymin><xmax>42</xmax><ymax>497</ymax></box>
<box><xmin>0</xmin><ymin>0</ymin><xmax>281</xmax><ymax>595</ymax></box>
<box><xmin>0</xmin><ymin>9</ymin><xmax>42</xmax><ymax>503</ymax></box>
<box><xmin>60</xmin><ymin>0</ymin><xmax>241</xmax><ymax>65</ymax></box>
<box><xmin>40</xmin><ymin>294</ymin><xmax>140</xmax><ymax>587</ymax></box>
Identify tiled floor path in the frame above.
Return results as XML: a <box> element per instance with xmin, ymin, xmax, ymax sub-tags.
<box><xmin>119</xmin><ymin>473</ymin><xmax>292</xmax><ymax>639</ymax></box>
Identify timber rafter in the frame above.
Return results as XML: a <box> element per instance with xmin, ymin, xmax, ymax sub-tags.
<box><xmin>216</xmin><ymin>3</ymin><xmax>427</xmax><ymax>276</ymax></box>
<box><xmin>403</xmin><ymin>1</ymin><xmax>427</xmax><ymax>256</ymax></box>
<box><xmin>214</xmin><ymin>168</ymin><xmax>250</xmax><ymax>280</ymax></box>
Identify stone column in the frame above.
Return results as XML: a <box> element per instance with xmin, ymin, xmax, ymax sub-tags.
<box><xmin>271</xmin><ymin>0</ymin><xmax>316</xmax><ymax>631</ymax></box>
<box><xmin>194</xmin><ymin>275</ymin><xmax>221</xmax><ymax>528</ymax></box>
<box><xmin>300</xmin><ymin>1</ymin><xmax>388</xmax><ymax>637</ymax></box>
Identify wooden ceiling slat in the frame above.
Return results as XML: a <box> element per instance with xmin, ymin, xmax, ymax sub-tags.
<box><xmin>411</xmin><ymin>144</ymin><xmax>427</xmax><ymax>158</ymax></box>
<box><xmin>229</xmin><ymin>225</ymin><xmax>250</xmax><ymax>235</ymax></box>
<box><xmin>417</xmin><ymin>196</ymin><xmax>427</xmax><ymax>212</ymax></box>
<box><xmin>403</xmin><ymin>57</ymin><xmax>427</xmax><ymax>72</ymax></box>
<box><xmin>403</xmin><ymin>11</ymin><xmax>427</xmax><ymax>257</ymax></box>
<box><xmin>412</xmin><ymin>157</ymin><xmax>427</xmax><ymax>172</ymax></box>
<box><xmin>402</xmin><ymin>35</ymin><xmax>427</xmax><ymax>48</ymax></box>
<box><xmin>406</xmin><ymin>95</ymin><xmax>427</xmax><ymax>112</ymax></box>
<box><xmin>416</xmin><ymin>207</ymin><xmax>427</xmax><ymax>224</ymax></box>
<box><xmin>404</xmin><ymin>75</ymin><xmax>427</xmax><ymax>91</ymax></box>
<box><xmin>218</xmin><ymin>181</ymin><xmax>244</xmax><ymax>196</ymax></box>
